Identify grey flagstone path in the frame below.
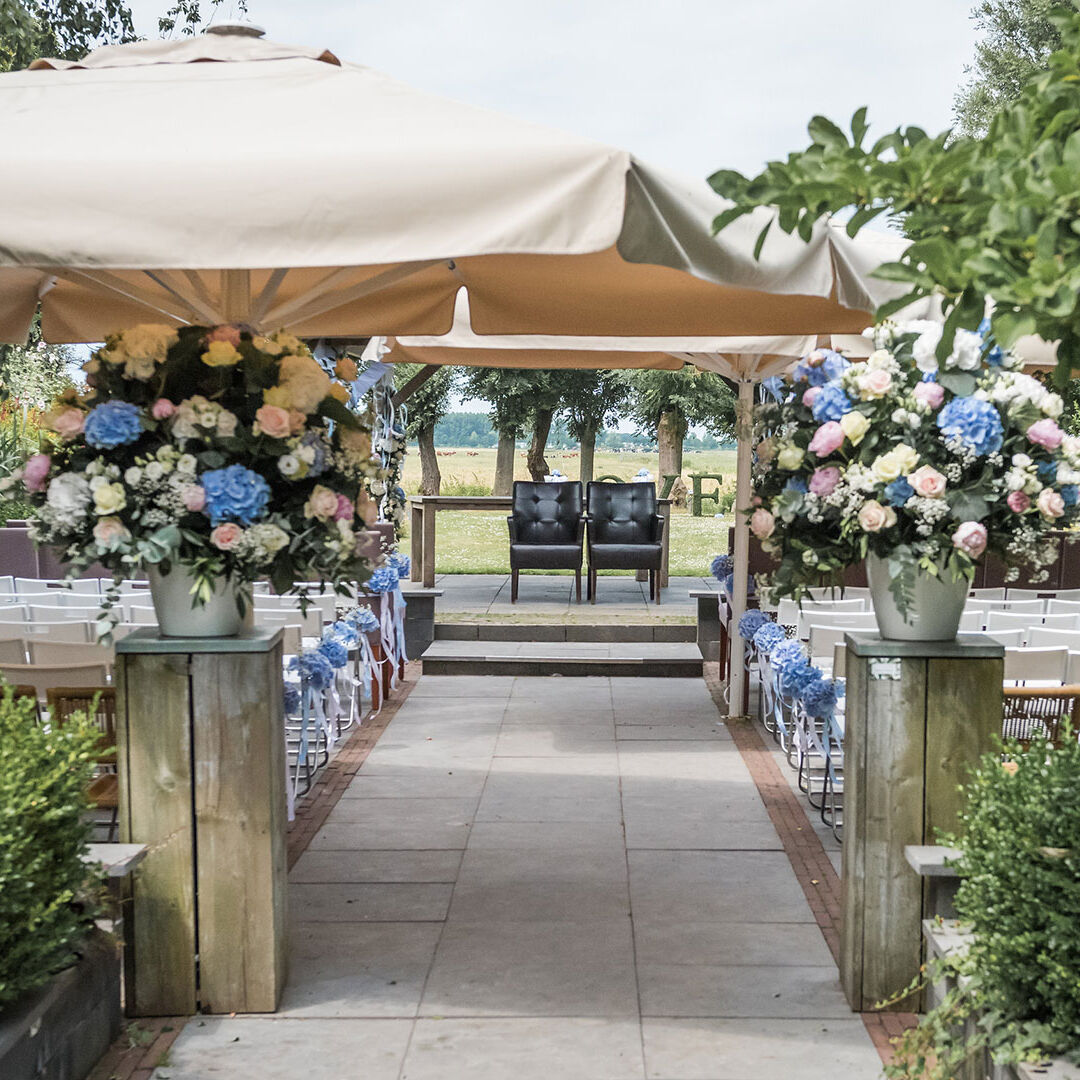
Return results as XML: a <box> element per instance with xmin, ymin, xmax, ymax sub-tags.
<box><xmin>153</xmin><ymin>675</ymin><xmax>880</xmax><ymax>1080</ymax></box>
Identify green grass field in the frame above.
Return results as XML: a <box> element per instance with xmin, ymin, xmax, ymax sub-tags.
<box><xmin>401</xmin><ymin>447</ymin><xmax>735</xmax><ymax>577</ymax></box>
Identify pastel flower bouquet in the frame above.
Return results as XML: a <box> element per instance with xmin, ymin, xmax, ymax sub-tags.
<box><xmin>4</xmin><ymin>324</ymin><xmax>382</xmax><ymax>628</ymax></box>
<box><xmin>750</xmin><ymin>320</ymin><xmax>1080</xmax><ymax>614</ymax></box>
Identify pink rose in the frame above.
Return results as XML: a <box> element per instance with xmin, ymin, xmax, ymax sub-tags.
<box><xmin>1027</xmin><ymin>419</ymin><xmax>1064</xmax><ymax>450</ymax></box>
<box><xmin>206</xmin><ymin>324</ymin><xmax>242</xmax><ymax>347</ymax></box>
<box><xmin>93</xmin><ymin>516</ymin><xmax>130</xmax><ymax>546</ymax></box>
<box><xmin>51</xmin><ymin>407</ymin><xmax>85</xmax><ymax>440</ymax></box>
<box><xmin>254</xmin><ymin>404</ymin><xmax>292</xmax><ymax>439</ymax></box>
<box><xmin>857</xmin><ymin>500</ymin><xmax>895</xmax><ymax>533</ymax></box>
<box><xmin>181</xmin><ymin>484</ymin><xmax>206</xmax><ymax>512</ymax></box>
<box><xmin>749</xmin><ymin>507</ymin><xmax>775</xmax><ymax>539</ymax></box>
<box><xmin>334</xmin><ymin>494</ymin><xmax>355</xmax><ymax>522</ymax></box>
<box><xmin>809</xmin><ymin>466</ymin><xmax>841</xmax><ymax>497</ymax></box>
<box><xmin>1037</xmin><ymin>487</ymin><xmax>1065</xmax><ymax>519</ymax></box>
<box><xmin>860</xmin><ymin>369</ymin><xmax>893</xmax><ymax>398</ymax></box>
<box><xmin>910</xmin><ymin>464</ymin><xmax>947</xmax><ymax>499</ymax></box>
<box><xmin>952</xmin><ymin>521</ymin><xmax>988</xmax><ymax>559</ymax></box>
<box><xmin>22</xmin><ymin>453</ymin><xmax>51</xmax><ymax>492</ymax></box>
<box><xmin>210</xmin><ymin>522</ymin><xmax>244</xmax><ymax>550</ymax></box>
<box><xmin>913</xmin><ymin>381</ymin><xmax>945</xmax><ymax>411</ymax></box>
<box><xmin>151</xmin><ymin>398</ymin><xmax>176</xmax><ymax>420</ymax></box>
<box><xmin>802</xmin><ymin>387</ymin><xmax>821</xmax><ymax>408</ymax></box>
<box><xmin>1007</xmin><ymin>491</ymin><xmax>1031</xmax><ymax>513</ymax></box>
<box><xmin>808</xmin><ymin>421</ymin><xmax>844</xmax><ymax>458</ymax></box>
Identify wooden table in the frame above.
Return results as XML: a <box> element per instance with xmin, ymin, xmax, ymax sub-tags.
<box><xmin>409</xmin><ymin>495</ymin><xmax>672</xmax><ymax>590</ymax></box>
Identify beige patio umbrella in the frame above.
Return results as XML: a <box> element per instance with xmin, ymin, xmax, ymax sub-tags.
<box><xmin>2</xmin><ymin>24</ymin><xmax>888</xmax><ymax>345</ymax></box>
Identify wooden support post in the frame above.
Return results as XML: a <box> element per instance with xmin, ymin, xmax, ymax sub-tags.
<box><xmin>410</xmin><ymin>499</ymin><xmax>424</xmax><ymax>582</ymax></box>
<box><xmin>116</xmin><ymin>628</ymin><xmax>287</xmax><ymax>1016</ymax></box>
<box><xmin>839</xmin><ymin>632</ymin><xmax>1003</xmax><ymax>1012</ymax></box>
<box><xmin>422</xmin><ymin>501</ymin><xmax>437</xmax><ymax>589</ymax></box>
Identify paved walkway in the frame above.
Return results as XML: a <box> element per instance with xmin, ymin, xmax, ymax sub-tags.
<box><xmin>431</xmin><ymin>573</ymin><xmax>712</xmax><ymax>618</ymax></box>
<box><xmin>155</xmin><ymin>675</ymin><xmax>880</xmax><ymax>1079</ymax></box>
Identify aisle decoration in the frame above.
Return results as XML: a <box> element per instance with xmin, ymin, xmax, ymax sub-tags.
<box><xmin>3</xmin><ymin>325</ymin><xmax>383</xmax><ymax>635</ymax></box>
<box><xmin>368</xmin><ymin>367</ymin><xmax>408</xmax><ymax>536</ymax></box>
<box><xmin>749</xmin><ymin>321</ymin><xmax>1080</xmax><ymax>627</ymax></box>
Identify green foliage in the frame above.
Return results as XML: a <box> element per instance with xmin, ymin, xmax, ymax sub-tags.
<box><xmin>709</xmin><ymin>5</ymin><xmax>1080</xmax><ymax>385</ymax></box>
<box><xmin>553</xmin><ymin>369</ymin><xmax>630</xmax><ymax>440</ymax></box>
<box><xmin>462</xmin><ymin>368</ymin><xmax>541</xmax><ymax>438</ymax></box>
<box><xmin>434</xmin><ymin>412</ymin><xmax>499</xmax><ymax>448</ymax></box>
<box><xmin>0</xmin><ymin>684</ymin><xmax>103</xmax><ymax>1010</ymax></box>
<box><xmin>886</xmin><ymin>729</ymin><xmax>1080</xmax><ymax>1075</ymax></box>
<box><xmin>157</xmin><ymin>0</ymin><xmax>244</xmax><ymax>37</ymax></box>
<box><xmin>0</xmin><ymin>0</ymin><xmax>135</xmax><ymax>71</ymax></box>
<box><xmin>627</xmin><ymin>369</ymin><xmax>736</xmax><ymax>437</ymax></box>
<box><xmin>395</xmin><ymin>363</ymin><xmax>456</xmax><ymax>439</ymax></box>
<box><xmin>955</xmin><ymin>0</ymin><xmax>1061</xmax><ymax>135</ymax></box>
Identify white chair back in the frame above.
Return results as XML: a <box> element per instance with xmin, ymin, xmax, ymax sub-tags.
<box><xmin>29</xmin><ymin>605</ymin><xmax>95</xmax><ymax>622</ymax></box>
<box><xmin>958</xmin><ymin>610</ymin><xmax>983</xmax><ymax>632</ymax></box>
<box><xmin>0</xmin><ymin>637</ymin><xmax>27</xmax><ymax>663</ymax></box>
<box><xmin>1005</xmin><ymin>588</ymin><xmax>1052</xmax><ymax>605</ymax></box>
<box><xmin>798</xmin><ymin>611</ymin><xmax>877</xmax><ymax>639</ymax></box>
<box><xmin>125</xmin><ymin>605</ymin><xmax>158</xmax><ymax>625</ymax></box>
<box><xmin>0</xmin><ymin>661</ymin><xmax>110</xmax><ymax>697</ymax></box>
<box><xmin>808</xmin><ymin>624</ymin><xmax>848</xmax><ymax>663</ymax></box>
<box><xmin>0</xmin><ymin>605</ymin><xmax>29</xmax><ymax>623</ymax></box>
<box><xmin>1003</xmin><ymin>646</ymin><xmax>1069</xmax><ymax>685</ymax></box>
<box><xmin>1046</xmin><ymin>599</ymin><xmax>1080</xmax><ymax>615</ymax></box>
<box><xmin>969</xmin><ymin>587</ymin><xmax>1006</xmax><ymax>600</ymax></box>
<box><xmin>966</xmin><ymin>598</ymin><xmax>1045</xmax><ymax>615</ymax></box>
<box><xmin>22</xmin><ymin>621</ymin><xmax>92</xmax><ymax>642</ymax></box>
<box><xmin>983</xmin><ymin>628</ymin><xmax>1025</xmax><ymax>648</ymax></box>
<box><xmin>1048</xmin><ymin>588</ymin><xmax>1080</xmax><ymax>602</ymax></box>
<box><xmin>28</xmin><ymin>640</ymin><xmax>114</xmax><ymax>669</ymax></box>
<box><xmin>805</xmin><ymin>586</ymin><xmax>870</xmax><ymax>602</ymax></box>
<box><xmin>1028</xmin><ymin>626</ymin><xmax>1080</xmax><ymax>649</ymax></box>
<box><xmin>0</xmin><ymin>575</ymin><xmax>13</xmax><ymax>593</ymax></box>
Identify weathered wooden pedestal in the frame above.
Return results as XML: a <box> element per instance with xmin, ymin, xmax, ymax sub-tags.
<box><xmin>115</xmin><ymin>628</ymin><xmax>287</xmax><ymax>1016</ymax></box>
<box><xmin>839</xmin><ymin>632</ymin><xmax>1003</xmax><ymax>1012</ymax></box>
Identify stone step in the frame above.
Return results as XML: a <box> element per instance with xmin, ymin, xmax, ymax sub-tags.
<box><xmin>420</xmin><ymin>640</ymin><xmax>704</xmax><ymax>677</ymax></box>
<box><xmin>434</xmin><ymin>622</ymin><xmax>695</xmax><ymax>643</ymax></box>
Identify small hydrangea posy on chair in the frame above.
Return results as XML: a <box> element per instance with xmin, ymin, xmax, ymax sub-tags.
<box><xmin>3</xmin><ymin>324</ymin><xmax>382</xmax><ymax>636</ymax></box>
<box><xmin>749</xmin><ymin>320</ymin><xmax>1080</xmax><ymax>640</ymax></box>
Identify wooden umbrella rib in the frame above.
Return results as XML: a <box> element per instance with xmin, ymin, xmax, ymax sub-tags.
<box><xmin>250</xmin><ymin>268</ymin><xmax>290</xmax><ymax>327</ymax></box>
<box><xmin>51</xmin><ymin>268</ymin><xmax>199</xmax><ymax>324</ymax></box>
<box><xmin>144</xmin><ymin>270</ymin><xmax>224</xmax><ymax>325</ymax></box>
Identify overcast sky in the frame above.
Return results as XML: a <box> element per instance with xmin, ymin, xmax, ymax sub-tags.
<box><xmin>123</xmin><ymin>0</ymin><xmax>979</xmax><ymax>180</ymax></box>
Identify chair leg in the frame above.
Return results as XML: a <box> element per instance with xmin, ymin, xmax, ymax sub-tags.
<box><xmin>653</xmin><ymin>568</ymin><xmax>661</xmax><ymax>605</ymax></box>
<box><xmin>575</xmin><ymin>568</ymin><xmax>582</xmax><ymax>603</ymax></box>
<box><xmin>590</xmin><ymin>568</ymin><xmax>597</xmax><ymax>604</ymax></box>
<box><xmin>511</xmin><ymin>568</ymin><xmax>519</xmax><ymax>603</ymax></box>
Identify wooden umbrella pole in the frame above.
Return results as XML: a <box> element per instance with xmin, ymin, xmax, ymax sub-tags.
<box><xmin>727</xmin><ymin>376</ymin><xmax>755</xmax><ymax>718</ymax></box>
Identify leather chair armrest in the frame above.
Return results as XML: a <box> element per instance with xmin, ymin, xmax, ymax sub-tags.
<box><xmin>507</xmin><ymin>515</ymin><xmax>518</xmax><ymax>542</ymax></box>
<box><xmin>575</xmin><ymin>516</ymin><xmax>586</xmax><ymax>547</ymax></box>
<box><xmin>652</xmin><ymin>514</ymin><xmax>665</xmax><ymax>543</ymax></box>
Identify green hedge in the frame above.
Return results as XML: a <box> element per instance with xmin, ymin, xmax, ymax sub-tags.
<box><xmin>0</xmin><ymin>685</ymin><xmax>103</xmax><ymax>1009</ymax></box>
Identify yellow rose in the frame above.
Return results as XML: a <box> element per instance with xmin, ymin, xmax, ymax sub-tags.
<box><xmin>328</xmin><ymin>382</ymin><xmax>350</xmax><ymax>404</ymax></box>
<box><xmin>93</xmin><ymin>482</ymin><xmax>126</xmax><ymax>515</ymax></box>
<box><xmin>202</xmin><ymin>340</ymin><xmax>241</xmax><ymax>367</ymax></box>
<box><xmin>840</xmin><ymin>410</ymin><xmax>870</xmax><ymax>446</ymax></box>
<box><xmin>253</xmin><ymin>334</ymin><xmax>284</xmax><ymax>356</ymax></box>
<box><xmin>776</xmin><ymin>444</ymin><xmax>804</xmax><ymax>471</ymax></box>
<box><xmin>871</xmin><ymin>453</ymin><xmax>902</xmax><ymax>483</ymax></box>
<box><xmin>335</xmin><ymin>357</ymin><xmax>358</xmax><ymax>381</ymax></box>
<box><xmin>892</xmin><ymin>443</ymin><xmax>919</xmax><ymax>474</ymax></box>
<box><xmin>263</xmin><ymin>385</ymin><xmax>292</xmax><ymax>410</ymax></box>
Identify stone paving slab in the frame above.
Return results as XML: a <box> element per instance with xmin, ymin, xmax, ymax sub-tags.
<box><xmin>155</xmin><ymin>673</ymin><xmax>878</xmax><ymax>1080</ymax></box>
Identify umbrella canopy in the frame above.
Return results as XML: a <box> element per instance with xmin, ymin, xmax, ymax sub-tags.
<box><xmin>3</xmin><ymin>24</ymin><xmax>892</xmax><ymax>344</ymax></box>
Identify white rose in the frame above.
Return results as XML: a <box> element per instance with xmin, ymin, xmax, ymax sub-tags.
<box><xmin>124</xmin><ymin>467</ymin><xmax>142</xmax><ymax>486</ymax></box>
<box><xmin>1043</xmin><ymin>393</ymin><xmax>1064</xmax><ymax>419</ymax></box>
<box><xmin>1005</xmin><ymin>468</ymin><xmax>1028</xmax><ymax>492</ymax></box>
<box><xmin>145</xmin><ymin>461</ymin><xmax>164</xmax><ymax>482</ymax></box>
<box><xmin>89</xmin><ymin>474</ymin><xmax>109</xmax><ymax>491</ymax></box>
<box><xmin>216</xmin><ymin>410</ymin><xmax>238</xmax><ymax>437</ymax></box>
<box><xmin>1012</xmin><ymin>453</ymin><xmax>1032</xmax><ymax>467</ymax></box>
<box><xmin>913</xmin><ymin>326</ymin><xmax>942</xmax><ymax>373</ymax></box>
<box><xmin>177</xmin><ymin>454</ymin><xmax>197</xmax><ymax>473</ymax></box>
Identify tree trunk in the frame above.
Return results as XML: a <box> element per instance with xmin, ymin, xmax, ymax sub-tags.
<box><xmin>657</xmin><ymin>407</ymin><xmax>686</xmax><ymax>487</ymax></box>
<box><xmin>527</xmin><ymin>408</ymin><xmax>553</xmax><ymax>482</ymax></box>
<box><xmin>578</xmin><ymin>421</ymin><xmax>597</xmax><ymax>486</ymax></box>
<box><xmin>493</xmin><ymin>430</ymin><xmax>516</xmax><ymax>495</ymax></box>
<box><xmin>418</xmin><ymin>423</ymin><xmax>441</xmax><ymax>495</ymax></box>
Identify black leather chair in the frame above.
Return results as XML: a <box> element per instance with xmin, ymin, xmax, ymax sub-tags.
<box><xmin>507</xmin><ymin>481</ymin><xmax>585</xmax><ymax>603</ymax></box>
<box><xmin>586</xmin><ymin>481</ymin><xmax>664</xmax><ymax>604</ymax></box>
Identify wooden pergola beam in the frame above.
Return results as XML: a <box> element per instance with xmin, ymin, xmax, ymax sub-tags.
<box><xmin>391</xmin><ymin>363</ymin><xmax>442</xmax><ymax>407</ymax></box>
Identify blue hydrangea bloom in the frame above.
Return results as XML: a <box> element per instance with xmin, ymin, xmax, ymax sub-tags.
<box><xmin>781</xmin><ymin>659</ymin><xmax>823</xmax><ymax>698</ymax></box>
<box><xmin>801</xmin><ymin>677</ymin><xmax>840</xmax><ymax>718</ymax></box>
<box><xmin>710</xmin><ymin>554</ymin><xmax>734</xmax><ymax>580</ymax></box>
<box><xmin>770</xmin><ymin>639</ymin><xmax>807</xmax><ymax>674</ymax></box>
<box><xmin>738</xmin><ymin>609</ymin><xmax>770</xmax><ymax>640</ymax></box>
<box><xmin>318</xmin><ymin>636</ymin><xmax>349</xmax><ymax>668</ymax></box>
<box><xmin>979</xmin><ymin>317</ymin><xmax>1006</xmax><ymax>366</ymax></box>
<box><xmin>84</xmin><ymin>400</ymin><xmax>143</xmax><ymax>449</ymax></box>
<box><xmin>922</xmin><ymin>370</ymin><xmax>938</xmax><ymax>383</ymax></box>
<box><xmin>389</xmin><ymin>552</ymin><xmax>411</xmax><ymax>579</ymax></box>
<box><xmin>283</xmin><ymin>681</ymin><xmax>301</xmax><ymax>715</ymax></box>
<box><xmin>331</xmin><ymin>619</ymin><xmax>361</xmax><ymax>647</ymax></box>
<box><xmin>761</xmin><ymin>376</ymin><xmax>787</xmax><ymax>403</ymax></box>
<box><xmin>289</xmin><ymin>650</ymin><xmax>334</xmax><ymax>691</ymax></box>
<box><xmin>793</xmin><ymin>350</ymin><xmax>849</xmax><ymax>387</ymax></box>
<box><xmin>821</xmin><ymin>351</ymin><xmax>850</xmax><ymax>382</ymax></box>
<box><xmin>936</xmin><ymin>397</ymin><xmax>1004</xmax><ymax>456</ymax></box>
<box><xmin>884</xmin><ymin>477</ymin><xmax>915</xmax><ymax>508</ymax></box>
<box><xmin>811</xmin><ymin>383</ymin><xmax>852</xmax><ymax>423</ymax></box>
<box><xmin>1038</xmin><ymin>461</ymin><xmax>1058</xmax><ymax>483</ymax></box>
<box><xmin>202</xmin><ymin>465</ymin><xmax>271</xmax><ymax>525</ymax></box>
<box><xmin>1063</xmin><ymin>485</ymin><xmax>1079</xmax><ymax>507</ymax></box>
<box><xmin>347</xmin><ymin>606</ymin><xmax>380</xmax><ymax>633</ymax></box>
<box><xmin>752</xmin><ymin>622</ymin><xmax>786</xmax><ymax>653</ymax></box>
<box><xmin>784</xmin><ymin>478</ymin><xmax>809</xmax><ymax>494</ymax></box>
<box><xmin>367</xmin><ymin>565</ymin><xmax>399</xmax><ymax>593</ymax></box>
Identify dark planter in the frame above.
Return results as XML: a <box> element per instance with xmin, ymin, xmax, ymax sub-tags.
<box><xmin>0</xmin><ymin>930</ymin><xmax>121</xmax><ymax>1080</ymax></box>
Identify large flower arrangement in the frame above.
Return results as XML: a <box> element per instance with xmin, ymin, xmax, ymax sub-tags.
<box><xmin>749</xmin><ymin>320</ymin><xmax>1080</xmax><ymax>609</ymax></box>
<box><xmin>3</xmin><ymin>324</ymin><xmax>382</xmax><ymax>618</ymax></box>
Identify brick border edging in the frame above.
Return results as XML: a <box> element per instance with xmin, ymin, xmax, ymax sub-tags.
<box><xmin>703</xmin><ymin>663</ymin><xmax>917</xmax><ymax>1065</ymax></box>
<box><xmin>88</xmin><ymin>662</ymin><xmax>422</xmax><ymax>1079</ymax></box>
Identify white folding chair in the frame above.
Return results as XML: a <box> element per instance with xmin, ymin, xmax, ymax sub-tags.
<box><xmin>109</xmin><ymin>623</ymin><xmax>141</xmax><ymax>642</ymax></box>
<box><xmin>798</xmin><ymin>611</ymin><xmax>877</xmax><ymax>640</ymax></box>
<box><xmin>118</xmin><ymin>580</ymin><xmax>151</xmax><ymax>595</ymax></box>
<box><xmin>983</xmin><ymin>628</ymin><xmax>1025</xmax><ymax>648</ymax></box>
<box><xmin>0</xmin><ymin>637</ymin><xmax>27</xmax><ymax>663</ymax></box>
<box><xmin>0</xmin><ymin>575</ymin><xmax>13</xmax><ymax>593</ymax></box>
<box><xmin>967</xmin><ymin>598</ymin><xmax>1045</xmax><ymax>616</ymax></box>
<box><xmin>13</xmin><ymin>577</ymin><xmax>45</xmax><ymax>593</ymax></box>
<box><xmin>1047</xmin><ymin>588</ymin><xmax>1080</xmax><ymax>602</ymax></box>
<box><xmin>47</xmin><ymin>579</ymin><xmax>103</xmax><ymax>595</ymax></box>
<box><xmin>958</xmin><ymin>610</ymin><xmax>983</xmax><ymax>632</ymax></box>
<box><xmin>29</xmin><ymin>604</ymin><xmax>97</xmax><ymax>622</ymax></box>
<box><xmin>124</xmin><ymin>605</ymin><xmax>158</xmax><ymax>625</ymax></box>
<box><xmin>986</xmin><ymin>611</ymin><xmax>1044</xmax><ymax>643</ymax></box>
<box><xmin>969</xmin><ymin>587</ymin><xmax>1006</xmax><ymax>600</ymax></box>
<box><xmin>1046</xmin><ymin>599</ymin><xmax>1080</xmax><ymax>616</ymax></box>
<box><xmin>1003</xmin><ymin>646</ymin><xmax>1069</xmax><ymax>686</ymax></box>
<box><xmin>0</xmin><ymin>605</ymin><xmax>29</xmax><ymax>624</ymax></box>
<box><xmin>21</xmin><ymin>621</ymin><xmax>92</xmax><ymax>642</ymax></box>
<box><xmin>1068</xmin><ymin>651</ymin><xmax>1080</xmax><ymax>684</ymax></box>
<box><xmin>808</xmin><ymin>625</ymin><xmax>849</xmax><ymax>673</ymax></box>
<box><xmin>28</xmin><ymin>639</ymin><xmax>114</xmax><ymax>671</ymax></box>
<box><xmin>0</xmin><ymin>661</ymin><xmax>110</xmax><ymax>698</ymax></box>
<box><xmin>805</xmin><ymin>586</ymin><xmax>870</xmax><ymax>602</ymax></box>
<box><xmin>1006</xmin><ymin>588</ymin><xmax>1053</xmax><ymax>606</ymax></box>
<box><xmin>1028</xmin><ymin>627</ymin><xmax>1080</xmax><ymax>650</ymax></box>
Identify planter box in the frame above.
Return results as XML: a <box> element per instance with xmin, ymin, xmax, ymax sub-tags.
<box><xmin>0</xmin><ymin>930</ymin><xmax>121</xmax><ymax>1080</ymax></box>
<box><xmin>924</xmin><ymin>922</ymin><xmax>1080</xmax><ymax>1080</ymax></box>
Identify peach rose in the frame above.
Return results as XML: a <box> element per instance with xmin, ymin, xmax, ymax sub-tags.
<box><xmin>749</xmin><ymin>507</ymin><xmax>775</xmax><ymax>539</ymax></box>
<box><xmin>93</xmin><ymin>516</ymin><xmax>130</xmax><ymax>546</ymax></box>
<box><xmin>206</xmin><ymin>325</ymin><xmax>242</xmax><ymax>347</ymax></box>
<box><xmin>210</xmin><ymin>522</ymin><xmax>244</xmax><ymax>550</ymax></box>
<box><xmin>254</xmin><ymin>404</ymin><xmax>292</xmax><ymax>439</ymax></box>
<box><xmin>355</xmin><ymin>490</ymin><xmax>378</xmax><ymax>525</ymax></box>
<box><xmin>857</xmin><ymin>500</ymin><xmax>895</xmax><ymax>532</ymax></box>
<box><xmin>1037</xmin><ymin>487</ymin><xmax>1065</xmax><ymax>519</ymax></box>
<box><xmin>304</xmin><ymin>484</ymin><xmax>340</xmax><ymax>521</ymax></box>
<box><xmin>910</xmin><ymin>465</ymin><xmax>947</xmax><ymax>499</ymax></box>
<box><xmin>50</xmin><ymin>407</ymin><xmax>85</xmax><ymax>441</ymax></box>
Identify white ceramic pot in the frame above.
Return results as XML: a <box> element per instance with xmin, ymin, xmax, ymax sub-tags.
<box><xmin>866</xmin><ymin>554</ymin><xmax>969</xmax><ymax>642</ymax></box>
<box><xmin>147</xmin><ymin>565</ymin><xmax>248</xmax><ymax>638</ymax></box>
